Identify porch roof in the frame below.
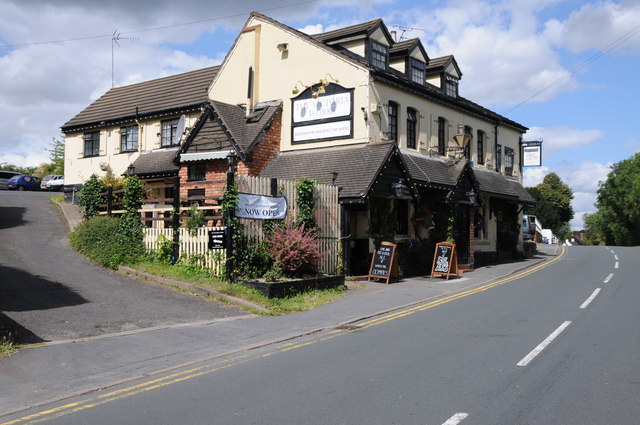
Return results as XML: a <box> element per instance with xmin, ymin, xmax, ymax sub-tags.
<box><xmin>261</xmin><ymin>142</ymin><xmax>403</xmax><ymax>201</ymax></box>
<box><xmin>129</xmin><ymin>148</ymin><xmax>179</xmax><ymax>178</ymax></box>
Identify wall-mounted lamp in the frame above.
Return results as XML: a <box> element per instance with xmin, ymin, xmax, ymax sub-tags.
<box><xmin>330</xmin><ymin>171</ymin><xmax>338</xmax><ymax>185</ymax></box>
<box><xmin>277</xmin><ymin>43</ymin><xmax>288</xmax><ymax>52</ymax></box>
<box><xmin>391</xmin><ymin>179</ymin><xmax>412</xmax><ymax>199</ymax></box>
<box><xmin>126</xmin><ymin>163</ymin><xmax>136</xmax><ymax>176</ymax></box>
<box><xmin>453</xmin><ymin>124</ymin><xmax>471</xmax><ymax>148</ymax></box>
<box><xmin>292</xmin><ymin>80</ymin><xmax>309</xmax><ymax>95</ymax></box>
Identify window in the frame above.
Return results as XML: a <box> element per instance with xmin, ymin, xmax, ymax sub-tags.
<box><xmin>477</xmin><ymin>131</ymin><xmax>485</xmax><ymax>165</ymax></box>
<box><xmin>388</xmin><ymin>102</ymin><xmax>398</xmax><ymax>142</ymax></box>
<box><xmin>370</xmin><ymin>40</ymin><xmax>388</xmax><ymax>69</ymax></box>
<box><xmin>409</xmin><ymin>58</ymin><xmax>425</xmax><ymax>84</ymax></box>
<box><xmin>406</xmin><ymin>108</ymin><xmax>417</xmax><ymax>149</ymax></box>
<box><xmin>445</xmin><ymin>75</ymin><xmax>458</xmax><ymax>97</ymax></box>
<box><xmin>187</xmin><ymin>188</ymin><xmax>205</xmax><ymax>205</ymax></box>
<box><xmin>83</xmin><ymin>132</ymin><xmax>100</xmax><ymax>157</ymax></box>
<box><xmin>396</xmin><ymin>200</ymin><xmax>409</xmax><ymax>235</ymax></box>
<box><xmin>161</xmin><ymin>119</ymin><xmax>179</xmax><ymax>147</ymax></box>
<box><xmin>464</xmin><ymin>125</ymin><xmax>472</xmax><ymax>159</ymax></box>
<box><xmin>188</xmin><ymin>164</ymin><xmax>206</xmax><ymax>181</ymax></box>
<box><xmin>437</xmin><ymin>117</ymin><xmax>447</xmax><ymax>155</ymax></box>
<box><xmin>496</xmin><ymin>144</ymin><xmax>502</xmax><ymax>173</ymax></box>
<box><xmin>120</xmin><ymin>125</ymin><xmax>138</xmax><ymax>152</ymax></box>
<box><xmin>504</xmin><ymin>147</ymin><xmax>514</xmax><ymax>176</ymax></box>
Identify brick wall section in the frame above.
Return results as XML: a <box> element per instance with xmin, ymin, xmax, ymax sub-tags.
<box><xmin>179</xmin><ymin>112</ymin><xmax>282</xmax><ymax>201</ymax></box>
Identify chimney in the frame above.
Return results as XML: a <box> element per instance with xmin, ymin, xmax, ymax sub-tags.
<box><xmin>390</xmin><ymin>30</ymin><xmax>397</xmax><ymax>42</ymax></box>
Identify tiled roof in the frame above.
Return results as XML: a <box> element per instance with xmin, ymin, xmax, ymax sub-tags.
<box><xmin>425</xmin><ymin>55</ymin><xmax>454</xmax><ymax>72</ymax></box>
<box><xmin>402</xmin><ymin>153</ymin><xmax>456</xmax><ymax>188</ymax></box>
<box><xmin>261</xmin><ymin>143</ymin><xmax>396</xmax><ymax>199</ymax></box>
<box><xmin>472</xmin><ymin>166</ymin><xmax>522</xmax><ymax>201</ymax></box>
<box><xmin>61</xmin><ymin>66</ymin><xmax>219</xmax><ymax>131</ymax></box>
<box><xmin>130</xmin><ymin>148</ymin><xmax>179</xmax><ymax>177</ymax></box>
<box><xmin>180</xmin><ymin>101</ymin><xmax>282</xmax><ymax>160</ymax></box>
<box><xmin>311</xmin><ymin>19</ymin><xmax>382</xmax><ymax>43</ymax></box>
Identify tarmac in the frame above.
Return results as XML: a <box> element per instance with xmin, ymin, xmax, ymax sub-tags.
<box><xmin>0</xmin><ymin>201</ymin><xmax>562</xmax><ymax>416</ymax></box>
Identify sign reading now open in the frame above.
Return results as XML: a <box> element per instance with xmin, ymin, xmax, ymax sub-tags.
<box><xmin>235</xmin><ymin>193</ymin><xmax>287</xmax><ymax>220</ymax></box>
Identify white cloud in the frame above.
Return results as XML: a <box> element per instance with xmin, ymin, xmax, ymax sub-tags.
<box><xmin>523</xmin><ymin>166</ymin><xmax>551</xmax><ymax>187</ymax></box>
<box><xmin>544</xmin><ymin>1</ymin><xmax>640</xmax><ymax>53</ymax></box>
<box><xmin>524</xmin><ymin>125</ymin><xmax>604</xmax><ymax>157</ymax></box>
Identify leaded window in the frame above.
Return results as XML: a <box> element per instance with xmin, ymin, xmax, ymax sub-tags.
<box><xmin>407</xmin><ymin>108</ymin><xmax>417</xmax><ymax>149</ymax></box>
<box><xmin>161</xmin><ymin>118</ymin><xmax>179</xmax><ymax>147</ymax></box>
<box><xmin>505</xmin><ymin>147</ymin><xmax>514</xmax><ymax>176</ymax></box>
<box><xmin>409</xmin><ymin>58</ymin><xmax>425</xmax><ymax>84</ymax></box>
<box><xmin>445</xmin><ymin>75</ymin><xmax>459</xmax><ymax>97</ymax></box>
<box><xmin>120</xmin><ymin>125</ymin><xmax>138</xmax><ymax>152</ymax></box>
<box><xmin>477</xmin><ymin>131</ymin><xmax>485</xmax><ymax>165</ymax></box>
<box><xmin>83</xmin><ymin>132</ymin><xmax>100</xmax><ymax>157</ymax></box>
<box><xmin>370</xmin><ymin>40</ymin><xmax>388</xmax><ymax>70</ymax></box>
<box><xmin>388</xmin><ymin>102</ymin><xmax>398</xmax><ymax>142</ymax></box>
<box><xmin>438</xmin><ymin>117</ymin><xmax>446</xmax><ymax>155</ymax></box>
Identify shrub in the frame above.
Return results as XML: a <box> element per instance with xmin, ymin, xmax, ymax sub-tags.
<box><xmin>78</xmin><ymin>174</ymin><xmax>106</xmax><ymax>220</ymax></box>
<box><xmin>267</xmin><ymin>224</ymin><xmax>323</xmax><ymax>277</ymax></box>
<box><xmin>69</xmin><ymin>215</ymin><xmax>144</xmax><ymax>269</ymax></box>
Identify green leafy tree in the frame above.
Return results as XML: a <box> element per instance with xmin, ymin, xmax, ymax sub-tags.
<box><xmin>46</xmin><ymin>137</ymin><xmax>65</xmax><ymax>175</ymax></box>
<box><xmin>526</xmin><ymin>173</ymin><xmax>574</xmax><ymax>236</ymax></box>
<box><xmin>583</xmin><ymin>211</ymin><xmax>606</xmax><ymax>245</ymax></box>
<box><xmin>593</xmin><ymin>153</ymin><xmax>640</xmax><ymax>246</ymax></box>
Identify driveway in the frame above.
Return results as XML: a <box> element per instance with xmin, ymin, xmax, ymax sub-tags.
<box><xmin>0</xmin><ymin>191</ymin><xmax>246</xmax><ymax>344</ymax></box>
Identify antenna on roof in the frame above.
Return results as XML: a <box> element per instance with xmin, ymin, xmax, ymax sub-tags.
<box><xmin>390</xmin><ymin>24</ymin><xmax>420</xmax><ymax>41</ymax></box>
<box><xmin>111</xmin><ymin>30</ymin><xmax>139</xmax><ymax>88</ymax></box>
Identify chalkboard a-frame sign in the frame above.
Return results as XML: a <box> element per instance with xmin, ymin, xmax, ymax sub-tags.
<box><xmin>366</xmin><ymin>241</ymin><xmax>398</xmax><ymax>284</ymax></box>
<box><xmin>430</xmin><ymin>242</ymin><xmax>460</xmax><ymax>280</ymax></box>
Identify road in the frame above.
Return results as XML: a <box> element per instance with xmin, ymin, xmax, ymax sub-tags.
<box><xmin>2</xmin><ymin>244</ymin><xmax>637</xmax><ymax>424</ymax></box>
<box><xmin>0</xmin><ymin>191</ymin><xmax>246</xmax><ymax>344</ymax></box>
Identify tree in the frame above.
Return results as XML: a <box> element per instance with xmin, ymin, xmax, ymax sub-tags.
<box><xmin>46</xmin><ymin>137</ymin><xmax>65</xmax><ymax>175</ymax></box>
<box><xmin>526</xmin><ymin>173</ymin><xmax>574</xmax><ymax>236</ymax></box>
<box><xmin>593</xmin><ymin>153</ymin><xmax>640</xmax><ymax>246</ymax></box>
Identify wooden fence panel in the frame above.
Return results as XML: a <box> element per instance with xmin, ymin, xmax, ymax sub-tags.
<box><xmin>236</xmin><ymin>175</ymin><xmax>340</xmax><ymax>274</ymax></box>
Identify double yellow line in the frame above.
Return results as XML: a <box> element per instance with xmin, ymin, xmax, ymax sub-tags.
<box><xmin>2</xmin><ymin>247</ymin><xmax>565</xmax><ymax>425</ymax></box>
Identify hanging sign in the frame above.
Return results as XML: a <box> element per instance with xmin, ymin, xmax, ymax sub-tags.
<box><xmin>236</xmin><ymin>193</ymin><xmax>287</xmax><ymax>220</ymax></box>
<box><xmin>523</xmin><ymin>141</ymin><xmax>542</xmax><ymax>167</ymax></box>
<box><xmin>366</xmin><ymin>242</ymin><xmax>398</xmax><ymax>284</ymax></box>
<box><xmin>430</xmin><ymin>242</ymin><xmax>460</xmax><ymax>280</ymax></box>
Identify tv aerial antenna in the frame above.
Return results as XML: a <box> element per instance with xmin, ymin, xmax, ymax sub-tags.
<box><xmin>111</xmin><ymin>30</ymin><xmax>139</xmax><ymax>87</ymax></box>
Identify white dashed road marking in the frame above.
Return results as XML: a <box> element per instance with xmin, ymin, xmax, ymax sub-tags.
<box><xmin>604</xmin><ymin>273</ymin><xmax>614</xmax><ymax>283</ymax></box>
<box><xmin>580</xmin><ymin>288</ymin><xmax>601</xmax><ymax>309</ymax></box>
<box><xmin>442</xmin><ymin>413</ymin><xmax>469</xmax><ymax>425</ymax></box>
<box><xmin>517</xmin><ymin>321</ymin><xmax>572</xmax><ymax>367</ymax></box>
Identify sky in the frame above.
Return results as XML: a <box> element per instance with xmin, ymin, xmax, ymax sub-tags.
<box><xmin>1</xmin><ymin>0</ymin><xmax>639</xmax><ymax>230</ymax></box>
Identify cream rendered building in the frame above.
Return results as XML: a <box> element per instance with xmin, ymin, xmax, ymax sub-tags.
<box><xmin>209</xmin><ymin>12</ymin><xmax>533</xmax><ymax>271</ymax></box>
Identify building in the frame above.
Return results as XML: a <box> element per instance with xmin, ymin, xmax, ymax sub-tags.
<box><xmin>62</xmin><ymin>11</ymin><xmax>534</xmax><ymax>274</ymax></box>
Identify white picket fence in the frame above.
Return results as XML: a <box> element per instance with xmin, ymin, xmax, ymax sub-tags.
<box><xmin>144</xmin><ymin>226</ymin><xmax>226</xmax><ymax>276</ymax></box>
<box><xmin>236</xmin><ymin>175</ymin><xmax>341</xmax><ymax>274</ymax></box>
<box><xmin>141</xmin><ymin>176</ymin><xmax>340</xmax><ymax>275</ymax></box>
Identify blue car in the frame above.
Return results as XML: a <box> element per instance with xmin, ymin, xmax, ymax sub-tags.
<box><xmin>7</xmin><ymin>175</ymin><xmax>41</xmax><ymax>191</ymax></box>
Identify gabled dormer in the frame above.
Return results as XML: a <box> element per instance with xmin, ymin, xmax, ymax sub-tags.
<box><xmin>425</xmin><ymin>55</ymin><xmax>463</xmax><ymax>97</ymax></box>
<box><xmin>389</xmin><ymin>38</ymin><xmax>429</xmax><ymax>85</ymax></box>
<box><xmin>313</xmin><ymin>19</ymin><xmax>394</xmax><ymax>70</ymax></box>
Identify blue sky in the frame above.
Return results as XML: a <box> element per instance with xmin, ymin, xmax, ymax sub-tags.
<box><xmin>1</xmin><ymin>0</ymin><xmax>639</xmax><ymax>230</ymax></box>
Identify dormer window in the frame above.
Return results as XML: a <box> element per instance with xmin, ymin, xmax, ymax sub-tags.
<box><xmin>409</xmin><ymin>58</ymin><xmax>425</xmax><ymax>84</ymax></box>
<box><xmin>369</xmin><ymin>40</ymin><xmax>388</xmax><ymax>70</ymax></box>
<box><xmin>445</xmin><ymin>75</ymin><xmax>459</xmax><ymax>97</ymax></box>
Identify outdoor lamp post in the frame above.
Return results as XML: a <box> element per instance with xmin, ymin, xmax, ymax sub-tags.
<box><xmin>126</xmin><ymin>163</ymin><xmax>135</xmax><ymax>176</ymax></box>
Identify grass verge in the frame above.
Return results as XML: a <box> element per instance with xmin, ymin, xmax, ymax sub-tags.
<box><xmin>130</xmin><ymin>260</ymin><xmax>347</xmax><ymax>315</ymax></box>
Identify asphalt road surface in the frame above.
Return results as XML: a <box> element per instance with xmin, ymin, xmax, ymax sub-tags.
<box><xmin>0</xmin><ymin>191</ymin><xmax>246</xmax><ymax>343</ymax></box>
<box><xmin>3</xmin><ymin>244</ymin><xmax>637</xmax><ymax>424</ymax></box>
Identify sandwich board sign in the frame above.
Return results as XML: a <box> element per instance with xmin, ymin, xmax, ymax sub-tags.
<box><xmin>430</xmin><ymin>242</ymin><xmax>460</xmax><ymax>280</ymax></box>
<box><xmin>366</xmin><ymin>241</ymin><xmax>397</xmax><ymax>284</ymax></box>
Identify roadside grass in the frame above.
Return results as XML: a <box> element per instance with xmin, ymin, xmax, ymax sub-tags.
<box><xmin>130</xmin><ymin>260</ymin><xmax>347</xmax><ymax>315</ymax></box>
<box><xmin>0</xmin><ymin>322</ymin><xmax>15</xmax><ymax>357</ymax></box>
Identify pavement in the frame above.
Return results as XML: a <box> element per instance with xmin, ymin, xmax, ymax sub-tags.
<box><xmin>0</xmin><ymin>202</ymin><xmax>562</xmax><ymax>416</ymax></box>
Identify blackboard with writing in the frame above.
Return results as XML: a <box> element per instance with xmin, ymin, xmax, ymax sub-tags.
<box><xmin>368</xmin><ymin>242</ymin><xmax>397</xmax><ymax>284</ymax></box>
<box><xmin>430</xmin><ymin>242</ymin><xmax>459</xmax><ymax>280</ymax></box>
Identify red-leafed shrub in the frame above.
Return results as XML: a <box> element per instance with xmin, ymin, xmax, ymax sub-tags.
<box><xmin>267</xmin><ymin>224</ymin><xmax>324</xmax><ymax>276</ymax></box>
